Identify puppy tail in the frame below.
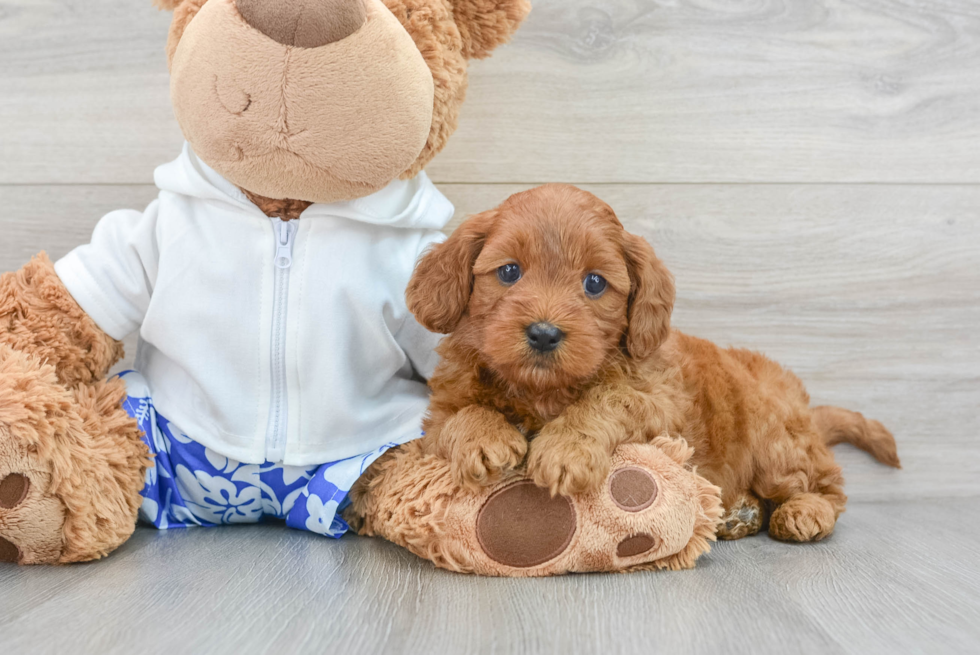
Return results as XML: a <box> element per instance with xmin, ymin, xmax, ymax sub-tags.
<box><xmin>812</xmin><ymin>406</ymin><xmax>901</xmax><ymax>468</ymax></box>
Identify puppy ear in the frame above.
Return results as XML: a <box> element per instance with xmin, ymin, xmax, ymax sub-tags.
<box><xmin>407</xmin><ymin>211</ymin><xmax>496</xmax><ymax>334</ymax></box>
<box><xmin>449</xmin><ymin>0</ymin><xmax>531</xmax><ymax>59</ymax></box>
<box><xmin>154</xmin><ymin>0</ymin><xmax>183</xmax><ymax>10</ymax></box>
<box><xmin>622</xmin><ymin>232</ymin><xmax>675</xmax><ymax>359</ymax></box>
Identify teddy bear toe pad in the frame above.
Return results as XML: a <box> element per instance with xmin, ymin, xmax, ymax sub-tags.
<box><xmin>0</xmin><ymin>473</ymin><xmax>30</xmax><ymax>509</ymax></box>
<box><xmin>0</xmin><ymin>473</ymin><xmax>32</xmax><ymax>559</ymax></box>
<box><xmin>609</xmin><ymin>467</ymin><xmax>659</xmax><ymax>512</ymax></box>
<box><xmin>0</xmin><ymin>473</ymin><xmax>28</xmax><ymax>563</ymax></box>
<box><xmin>616</xmin><ymin>533</ymin><xmax>657</xmax><ymax>558</ymax></box>
<box><xmin>0</xmin><ymin>467</ymin><xmax>66</xmax><ymax>565</ymax></box>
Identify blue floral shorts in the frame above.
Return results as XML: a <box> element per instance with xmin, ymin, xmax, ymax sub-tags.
<box><xmin>119</xmin><ymin>371</ymin><xmax>407</xmax><ymax>538</ymax></box>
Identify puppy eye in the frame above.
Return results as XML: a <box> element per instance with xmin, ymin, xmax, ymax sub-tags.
<box><xmin>497</xmin><ymin>263</ymin><xmax>522</xmax><ymax>286</ymax></box>
<box><xmin>584</xmin><ymin>273</ymin><xmax>607</xmax><ymax>297</ymax></box>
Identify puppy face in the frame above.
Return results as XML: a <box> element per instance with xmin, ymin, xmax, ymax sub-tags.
<box><xmin>408</xmin><ymin>184</ymin><xmax>676</xmax><ymax>392</ymax></box>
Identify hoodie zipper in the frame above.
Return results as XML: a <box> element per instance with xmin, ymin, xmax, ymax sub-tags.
<box><xmin>265</xmin><ymin>218</ymin><xmax>296</xmax><ymax>462</ymax></box>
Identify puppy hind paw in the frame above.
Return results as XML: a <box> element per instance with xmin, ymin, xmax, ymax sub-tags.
<box><xmin>768</xmin><ymin>493</ymin><xmax>838</xmax><ymax>542</ymax></box>
<box><xmin>716</xmin><ymin>493</ymin><xmax>764</xmax><ymax>541</ymax></box>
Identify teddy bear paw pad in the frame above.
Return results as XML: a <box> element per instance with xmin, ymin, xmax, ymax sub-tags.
<box><xmin>0</xmin><ymin>536</ymin><xmax>19</xmax><ymax>563</ymax></box>
<box><xmin>0</xmin><ymin>473</ymin><xmax>30</xmax><ymax>509</ymax></box>
<box><xmin>473</xmin><ymin>468</ymin><xmax>666</xmax><ymax>570</ymax></box>
<box><xmin>0</xmin><ymin>474</ymin><xmax>32</xmax><ymax>563</ymax></box>
<box><xmin>0</xmin><ymin>467</ymin><xmax>67</xmax><ymax>565</ymax></box>
<box><xmin>476</xmin><ymin>481</ymin><xmax>576</xmax><ymax>568</ymax></box>
<box><xmin>609</xmin><ymin>466</ymin><xmax>658</xmax><ymax>512</ymax></box>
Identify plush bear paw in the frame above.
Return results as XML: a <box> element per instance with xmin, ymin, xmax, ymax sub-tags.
<box><xmin>0</xmin><ymin>344</ymin><xmax>149</xmax><ymax>565</ymax></box>
<box><xmin>349</xmin><ymin>436</ymin><xmax>723</xmax><ymax>576</ymax></box>
<box><xmin>0</xmin><ymin>345</ymin><xmax>74</xmax><ymax>564</ymax></box>
<box><xmin>468</xmin><ymin>440</ymin><xmax>722</xmax><ymax>575</ymax></box>
<box><xmin>0</xmin><ymin>457</ymin><xmax>67</xmax><ymax>565</ymax></box>
<box><xmin>366</xmin><ymin>436</ymin><xmax>719</xmax><ymax>577</ymax></box>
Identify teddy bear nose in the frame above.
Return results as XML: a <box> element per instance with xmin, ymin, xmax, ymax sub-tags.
<box><xmin>526</xmin><ymin>323</ymin><xmax>565</xmax><ymax>353</ymax></box>
<box><xmin>236</xmin><ymin>0</ymin><xmax>367</xmax><ymax>48</ymax></box>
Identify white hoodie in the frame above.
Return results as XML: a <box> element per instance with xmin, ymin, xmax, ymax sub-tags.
<box><xmin>55</xmin><ymin>144</ymin><xmax>452</xmax><ymax>466</ymax></box>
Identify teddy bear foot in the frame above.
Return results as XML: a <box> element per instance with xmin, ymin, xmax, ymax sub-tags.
<box><xmin>470</xmin><ymin>441</ymin><xmax>723</xmax><ymax>576</ymax></box>
<box><xmin>0</xmin><ymin>344</ymin><xmax>149</xmax><ymax>565</ymax></box>
<box><xmin>349</xmin><ymin>436</ymin><xmax>723</xmax><ymax>576</ymax></box>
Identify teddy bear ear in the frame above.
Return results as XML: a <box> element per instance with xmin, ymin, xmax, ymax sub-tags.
<box><xmin>153</xmin><ymin>0</ymin><xmax>183</xmax><ymax>10</ymax></box>
<box><xmin>450</xmin><ymin>0</ymin><xmax>531</xmax><ymax>60</ymax></box>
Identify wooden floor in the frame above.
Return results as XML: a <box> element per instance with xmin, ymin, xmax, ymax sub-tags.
<box><xmin>2</xmin><ymin>500</ymin><xmax>979</xmax><ymax>654</ymax></box>
<box><xmin>1</xmin><ymin>1</ymin><xmax>979</xmax><ymax>653</ymax></box>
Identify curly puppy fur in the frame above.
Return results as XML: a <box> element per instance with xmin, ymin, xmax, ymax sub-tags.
<box><xmin>407</xmin><ymin>184</ymin><xmax>900</xmax><ymax>543</ymax></box>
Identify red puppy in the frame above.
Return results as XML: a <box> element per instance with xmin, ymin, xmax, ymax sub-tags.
<box><xmin>407</xmin><ymin>184</ymin><xmax>899</xmax><ymax>541</ymax></box>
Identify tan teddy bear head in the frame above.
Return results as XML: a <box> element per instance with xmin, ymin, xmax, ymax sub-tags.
<box><xmin>154</xmin><ymin>0</ymin><xmax>530</xmax><ymax>205</ymax></box>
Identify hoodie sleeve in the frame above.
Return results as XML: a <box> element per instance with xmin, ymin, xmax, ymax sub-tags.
<box><xmin>54</xmin><ymin>201</ymin><xmax>161</xmax><ymax>341</ymax></box>
<box><xmin>394</xmin><ymin>230</ymin><xmax>447</xmax><ymax>380</ymax></box>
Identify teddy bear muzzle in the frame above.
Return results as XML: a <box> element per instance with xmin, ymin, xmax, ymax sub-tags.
<box><xmin>169</xmin><ymin>0</ymin><xmax>435</xmax><ymax>204</ymax></box>
<box><xmin>236</xmin><ymin>0</ymin><xmax>367</xmax><ymax>48</ymax></box>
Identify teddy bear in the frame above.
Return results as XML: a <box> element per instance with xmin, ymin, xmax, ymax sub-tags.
<box><xmin>0</xmin><ymin>0</ymin><xmax>723</xmax><ymax>575</ymax></box>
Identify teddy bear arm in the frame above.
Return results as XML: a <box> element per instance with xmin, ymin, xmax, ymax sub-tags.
<box><xmin>0</xmin><ymin>253</ymin><xmax>123</xmax><ymax>387</ymax></box>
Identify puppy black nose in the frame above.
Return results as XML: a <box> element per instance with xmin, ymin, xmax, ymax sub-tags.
<box><xmin>526</xmin><ymin>323</ymin><xmax>564</xmax><ymax>353</ymax></box>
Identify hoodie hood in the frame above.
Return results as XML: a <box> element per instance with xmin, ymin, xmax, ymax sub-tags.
<box><xmin>154</xmin><ymin>143</ymin><xmax>455</xmax><ymax>231</ymax></box>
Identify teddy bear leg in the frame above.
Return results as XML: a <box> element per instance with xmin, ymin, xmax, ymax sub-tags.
<box><xmin>346</xmin><ymin>436</ymin><xmax>723</xmax><ymax>576</ymax></box>
<box><xmin>0</xmin><ymin>345</ymin><xmax>149</xmax><ymax>565</ymax></box>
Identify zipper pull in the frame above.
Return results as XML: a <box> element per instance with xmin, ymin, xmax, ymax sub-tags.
<box><xmin>274</xmin><ymin>220</ymin><xmax>295</xmax><ymax>269</ymax></box>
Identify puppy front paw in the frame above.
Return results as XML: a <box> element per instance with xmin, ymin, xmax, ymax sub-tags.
<box><xmin>446</xmin><ymin>422</ymin><xmax>528</xmax><ymax>492</ymax></box>
<box><xmin>526</xmin><ymin>430</ymin><xmax>611</xmax><ymax>497</ymax></box>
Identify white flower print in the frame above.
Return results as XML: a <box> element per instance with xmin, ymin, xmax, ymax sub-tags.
<box><xmin>175</xmin><ymin>464</ymin><xmax>263</xmax><ymax>524</ymax></box>
<box><xmin>304</xmin><ymin>495</ymin><xmax>341</xmax><ymax>536</ymax></box>
<box><xmin>170</xmin><ymin>430</ymin><xmax>195</xmax><ymax>445</ymax></box>
<box><xmin>281</xmin><ymin>465</ymin><xmax>318</xmax><ymax>487</ymax></box>
<box><xmin>205</xmin><ymin>447</ymin><xmax>243</xmax><ymax>475</ymax></box>
<box><xmin>141</xmin><ymin>497</ymin><xmax>159</xmax><ymax>524</ymax></box>
<box><xmin>281</xmin><ymin>487</ymin><xmax>305</xmax><ymax>516</ymax></box>
<box><xmin>170</xmin><ymin>504</ymin><xmax>199</xmax><ymax>526</ymax></box>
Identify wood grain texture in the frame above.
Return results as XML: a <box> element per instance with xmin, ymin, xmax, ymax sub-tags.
<box><xmin>1</xmin><ymin>500</ymin><xmax>978</xmax><ymax>654</ymax></box>
<box><xmin>3</xmin><ymin>1</ymin><xmax>980</xmax><ymax>184</ymax></box>
<box><xmin>2</xmin><ymin>183</ymin><xmax>977</xmax><ymax>501</ymax></box>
